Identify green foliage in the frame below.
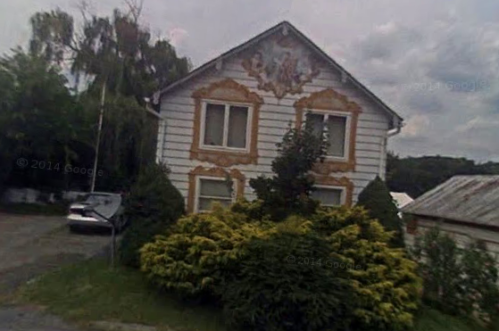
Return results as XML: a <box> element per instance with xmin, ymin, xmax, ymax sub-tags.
<box><xmin>124</xmin><ymin>163</ymin><xmax>184</xmax><ymax>223</ymax></box>
<box><xmin>0</xmin><ymin>50</ymin><xmax>83</xmax><ymax>156</ymax></box>
<box><xmin>0</xmin><ymin>3</ymin><xmax>190</xmax><ymax>194</ymax></box>
<box><xmin>460</xmin><ymin>241</ymin><xmax>499</xmax><ymax>322</ymax></box>
<box><xmin>17</xmin><ymin>258</ymin><xmax>497</xmax><ymax>331</ymax></box>
<box><xmin>312</xmin><ymin>207</ymin><xmax>421</xmax><ymax>331</ymax></box>
<box><xmin>0</xmin><ymin>57</ymin><xmax>16</xmax><ymax>193</ymax></box>
<box><xmin>413</xmin><ymin>227</ymin><xmax>499</xmax><ymax>324</ymax></box>
<box><xmin>413</xmin><ymin>227</ymin><xmax>462</xmax><ymax>313</ymax></box>
<box><xmin>141</xmin><ymin>201</ymin><xmax>421</xmax><ymax>331</ymax></box>
<box><xmin>229</xmin><ymin>199</ymin><xmax>269</xmax><ymax>221</ymax></box>
<box><xmin>119</xmin><ymin>163</ymin><xmax>184</xmax><ymax>268</ymax></box>
<box><xmin>29</xmin><ymin>5</ymin><xmax>190</xmax><ymax>104</ymax></box>
<box><xmin>140</xmin><ymin>204</ymin><xmax>268</xmax><ymax>299</ymax></box>
<box><xmin>386</xmin><ymin>153</ymin><xmax>499</xmax><ymax>198</ymax></box>
<box><xmin>249</xmin><ymin>124</ymin><xmax>326</xmax><ymax>220</ymax></box>
<box><xmin>0</xmin><ymin>139</ymin><xmax>13</xmax><ymax>195</ymax></box>
<box><xmin>414</xmin><ymin>306</ymin><xmax>499</xmax><ymax>331</ymax></box>
<box><xmin>0</xmin><ymin>49</ymin><xmax>91</xmax><ymax>191</ymax></box>
<box><xmin>357</xmin><ymin>176</ymin><xmax>404</xmax><ymax>247</ymax></box>
<box><xmin>84</xmin><ymin>94</ymin><xmax>159</xmax><ymax>191</ymax></box>
<box><xmin>222</xmin><ymin>227</ymin><xmax>351</xmax><ymax>331</ymax></box>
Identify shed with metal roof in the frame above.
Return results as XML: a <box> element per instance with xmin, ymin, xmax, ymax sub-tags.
<box><xmin>402</xmin><ymin>175</ymin><xmax>499</xmax><ymax>229</ymax></box>
<box><xmin>402</xmin><ymin>175</ymin><xmax>499</xmax><ymax>265</ymax></box>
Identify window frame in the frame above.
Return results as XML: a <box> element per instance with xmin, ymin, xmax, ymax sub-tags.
<box><xmin>199</xmin><ymin>100</ymin><xmax>253</xmax><ymax>153</ymax></box>
<box><xmin>306</xmin><ymin>109</ymin><xmax>351</xmax><ymax>162</ymax></box>
<box><xmin>294</xmin><ymin>88</ymin><xmax>362</xmax><ymax>174</ymax></box>
<box><xmin>312</xmin><ymin>185</ymin><xmax>346</xmax><ymax>207</ymax></box>
<box><xmin>194</xmin><ymin>175</ymin><xmax>238</xmax><ymax>213</ymax></box>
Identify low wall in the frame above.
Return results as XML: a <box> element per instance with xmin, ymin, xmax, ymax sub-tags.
<box><xmin>1</xmin><ymin>188</ymin><xmax>88</xmax><ymax>204</ymax></box>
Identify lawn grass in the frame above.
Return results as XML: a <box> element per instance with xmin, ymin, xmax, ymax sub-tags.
<box><xmin>0</xmin><ymin>202</ymin><xmax>68</xmax><ymax>216</ymax></box>
<box><xmin>16</xmin><ymin>258</ymin><xmax>497</xmax><ymax>331</ymax></box>
<box><xmin>17</xmin><ymin>259</ymin><xmax>226</xmax><ymax>331</ymax></box>
<box><xmin>414</xmin><ymin>306</ymin><xmax>498</xmax><ymax>331</ymax></box>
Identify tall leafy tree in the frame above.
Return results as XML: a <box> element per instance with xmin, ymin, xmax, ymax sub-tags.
<box><xmin>0</xmin><ymin>49</ymin><xmax>89</xmax><ymax>191</ymax></box>
<box><xmin>29</xmin><ymin>3</ymin><xmax>190</xmax><ymax>104</ymax></box>
<box><xmin>0</xmin><ymin>61</ymin><xmax>16</xmax><ymax>193</ymax></box>
<box><xmin>81</xmin><ymin>93</ymin><xmax>159</xmax><ymax>191</ymax></box>
<box><xmin>23</xmin><ymin>2</ymin><xmax>192</xmax><ymax>191</ymax></box>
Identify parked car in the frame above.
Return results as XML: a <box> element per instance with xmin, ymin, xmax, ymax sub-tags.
<box><xmin>67</xmin><ymin>192</ymin><xmax>127</xmax><ymax>232</ymax></box>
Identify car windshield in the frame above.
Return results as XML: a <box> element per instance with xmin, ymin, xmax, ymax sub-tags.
<box><xmin>85</xmin><ymin>194</ymin><xmax>111</xmax><ymax>204</ymax></box>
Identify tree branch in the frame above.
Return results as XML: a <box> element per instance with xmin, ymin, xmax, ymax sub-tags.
<box><xmin>124</xmin><ymin>0</ymin><xmax>144</xmax><ymax>23</ymax></box>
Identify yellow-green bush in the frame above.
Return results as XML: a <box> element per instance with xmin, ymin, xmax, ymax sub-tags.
<box><xmin>140</xmin><ymin>203</ymin><xmax>271</xmax><ymax>299</ymax></box>
<box><xmin>312</xmin><ymin>207</ymin><xmax>422</xmax><ymax>331</ymax></box>
<box><xmin>222</xmin><ymin>217</ymin><xmax>351</xmax><ymax>331</ymax></box>
<box><xmin>140</xmin><ymin>202</ymin><xmax>421</xmax><ymax>331</ymax></box>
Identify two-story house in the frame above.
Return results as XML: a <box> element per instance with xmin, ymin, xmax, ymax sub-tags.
<box><xmin>153</xmin><ymin>21</ymin><xmax>403</xmax><ymax>213</ymax></box>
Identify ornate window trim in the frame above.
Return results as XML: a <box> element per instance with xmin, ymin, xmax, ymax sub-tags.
<box><xmin>187</xmin><ymin>166</ymin><xmax>246</xmax><ymax>213</ymax></box>
<box><xmin>312</xmin><ymin>175</ymin><xmax>354</xmax><ymax>207</ymax></box>
<box><xmin>294</xmin><ymin>89</ymin><xmax>361</xmax><ymax>174</ymax></box>
<box><xmin>191</xmin><ymin>79</ymin><xmax>263</xmax><ymax>167</ymax></box>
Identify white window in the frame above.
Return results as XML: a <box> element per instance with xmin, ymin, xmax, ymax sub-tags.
<box><xmin>195</xmin><ymin>177</ymin><xmax>235</xmax><ymax>212</ymax></box>
<box><xmin>311</xmin><ymin>186</ymin><xmax>345</xmax><ymax>207</ymax></box>
<box><xmin>201</xmin><ymin>102</ymin><xmax>252</xmax><ymax>151</ymax></box>
<box><xmin>306</xmin><ymin>111</ymin><xmax>350</xmax><ymax>159</ymax></box>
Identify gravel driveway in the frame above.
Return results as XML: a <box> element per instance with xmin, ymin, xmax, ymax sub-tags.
<box><xmin>0</xmin><ymin>212</ymin><xmax>115</xmax><ymax>330</ymax></box>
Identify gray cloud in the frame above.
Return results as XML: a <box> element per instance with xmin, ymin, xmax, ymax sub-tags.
<box><xmin>425</xmin><ymin>29</ymin><xmax>498</xmax><ymax>93</ymax></box>
<box><xmin>357</xmin><ymin>24</ymin><xmax>422</xmax><ymax>61</ymax></box>
<box><xmin>406</xmin><ymin>92</ymin><xmax>444</xmax><ymax>113</ymax></box>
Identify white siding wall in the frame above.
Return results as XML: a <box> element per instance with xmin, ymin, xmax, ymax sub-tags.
<box><xmin>404</xmin><ymin>217</ymin><xmax>499</xmax><ymax>269</ymax></box>
<box><xmin>158</xmin><ymin>52</ymin><xmax>392</xmax><ymax>205</ymax></box>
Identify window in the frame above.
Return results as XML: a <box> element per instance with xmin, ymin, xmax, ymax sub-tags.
<box><xmin>188</xmin><ymin>166</ymin><xmax>246</xmax><ymax>213</ymax></box>
<box><xmin>311</xmin><ymin>186</ymin><xmax>345</xmax><ymax>206</ymax></box>
<box><xmin>202</xmin><ymin>102</ymin><xmax>250</xmax><ymax>150</ymax></box>
<box><xmin>196</xmin><ymin>177</ymin><xmax>235</xmax><ymax>212</ymax></box>
<box><xmin>306</xmin><ymin>112</ymin><xmax>349</xmax><ymax>158</ymax></box>
<box><xmin>191</xmin><ymin>79</ymin><xmax>262</xmax><ymax>166</ymax></box>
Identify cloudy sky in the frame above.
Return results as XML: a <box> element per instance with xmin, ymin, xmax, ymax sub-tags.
<box><xmin>1</xmin><ymin>0</ymin><xmax>499</xmax><ymax>161</ymax></box>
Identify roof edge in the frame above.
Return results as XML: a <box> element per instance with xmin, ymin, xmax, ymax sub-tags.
<box><xmin>154</xmin><ymin>21</ymin><xmax>403</xmax><ymax>124</ymax></box>
<box><xmin>403</xmin><ymin>211</ymin><xmax>499</xmax><ymax>232</ymax></box>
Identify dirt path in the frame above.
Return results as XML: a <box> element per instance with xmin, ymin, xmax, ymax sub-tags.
<box><xmin>0</xmin><ymin>213</ymin><xmax>115</xmax><ymax>330</ymax></box>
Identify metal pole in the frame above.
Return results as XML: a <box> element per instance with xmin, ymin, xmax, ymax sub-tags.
<box><xmin>83</xmin><ymin>206</ymin><xmax>116</xmax><ymax>269</ymax></box>
<box><xmin>111</xmin><ymin>224</ymin><xmax>116</xmax><ymax>269</ymax></box>
<box><xmin>90</xmin><ymin>82</ymin><xmax>106</xmax><ymax>192</ymax></box>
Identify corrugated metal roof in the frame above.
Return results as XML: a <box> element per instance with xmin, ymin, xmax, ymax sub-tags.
<box><xmin>402</xmin><ymin>175</ymin><xmax>499</xmax><ymax>227</ymax></box>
